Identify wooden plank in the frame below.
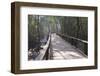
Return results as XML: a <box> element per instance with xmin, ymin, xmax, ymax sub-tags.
<box><xmin>51</xmin><ymin>33</ymin><xmax>87</xmax><ymax>60</ymax></box>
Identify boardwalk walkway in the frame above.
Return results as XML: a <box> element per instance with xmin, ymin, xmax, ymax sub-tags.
<box><xmin>51</xmin><ymin>33</ymin><xmax>87</xmax><ymax>60</ymax></box>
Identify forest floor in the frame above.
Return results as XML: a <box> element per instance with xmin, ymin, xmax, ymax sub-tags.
<box><xmin>51</xmin><ymin>33</ymin><xmax>87</xmax><ymax>60</ymax></box>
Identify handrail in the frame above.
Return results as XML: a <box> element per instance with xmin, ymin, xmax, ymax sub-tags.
<box><xmin>57</xmin><ymin>33</ymin><xmax>88</xmax><ymax>44</ymax></box>
<box><xmin>35</xmin><ymin>34</ymin><xmax>51</xmax><ymax>60</ymax></box>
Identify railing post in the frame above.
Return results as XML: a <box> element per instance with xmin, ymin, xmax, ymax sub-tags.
<box><xmin>45</xmin><ymin>46</ymin><xmax>49</xmax><ymax>60</ymax></box>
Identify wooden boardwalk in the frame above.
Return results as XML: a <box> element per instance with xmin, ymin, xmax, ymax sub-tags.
<box><xmin>51</xmin><ymin>33</ymin><xmax>87</xmax><ymax>60</ymax></box>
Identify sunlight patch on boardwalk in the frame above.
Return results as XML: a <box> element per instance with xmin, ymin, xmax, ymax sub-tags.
<box><xmin>51</xmin><ymin>33</ymin><xmax>87</xmax><ymax>60</ymax></box>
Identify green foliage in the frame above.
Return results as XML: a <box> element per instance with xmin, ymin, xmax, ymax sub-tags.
<box><xmin>28</xmin><ymin>15</ymin><xmax>39</xmax><ymax>48</ymax></box>
<box><xmin>28</xmin><ymin>15</ymin><xmax>88</xmax><ymax>49</ymax></box>
<box><xmin>59</xmin><ymin>16</ymin><xmax>88</xmax><ymax>40</ymax></box>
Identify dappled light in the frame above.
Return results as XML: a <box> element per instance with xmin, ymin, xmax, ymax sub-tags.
<box><xmin>51</xmin><ymin>33</ymin><xmax>87</xmax><ymax>60</ymax></box>
<box><xmin>28</xmin><ymin>15</ymin><xmax>88</xmax><ymax>60</ymax></box>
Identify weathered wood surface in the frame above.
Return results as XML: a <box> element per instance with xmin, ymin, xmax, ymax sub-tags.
<box><xmin>51</xmin><ymin>33</ymin><xmax>87</xmax><ymax>60</ymax></box>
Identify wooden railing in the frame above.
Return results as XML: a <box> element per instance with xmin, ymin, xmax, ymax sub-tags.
<box><xmin>35</xmin><ymin>34</ymin><xmax>51</xmax><ymax>60</ymax></box>
<box><xmin>57</xmin><ymin>33</ymin><xmax>88</xmax><ymax>55</ymax></box>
